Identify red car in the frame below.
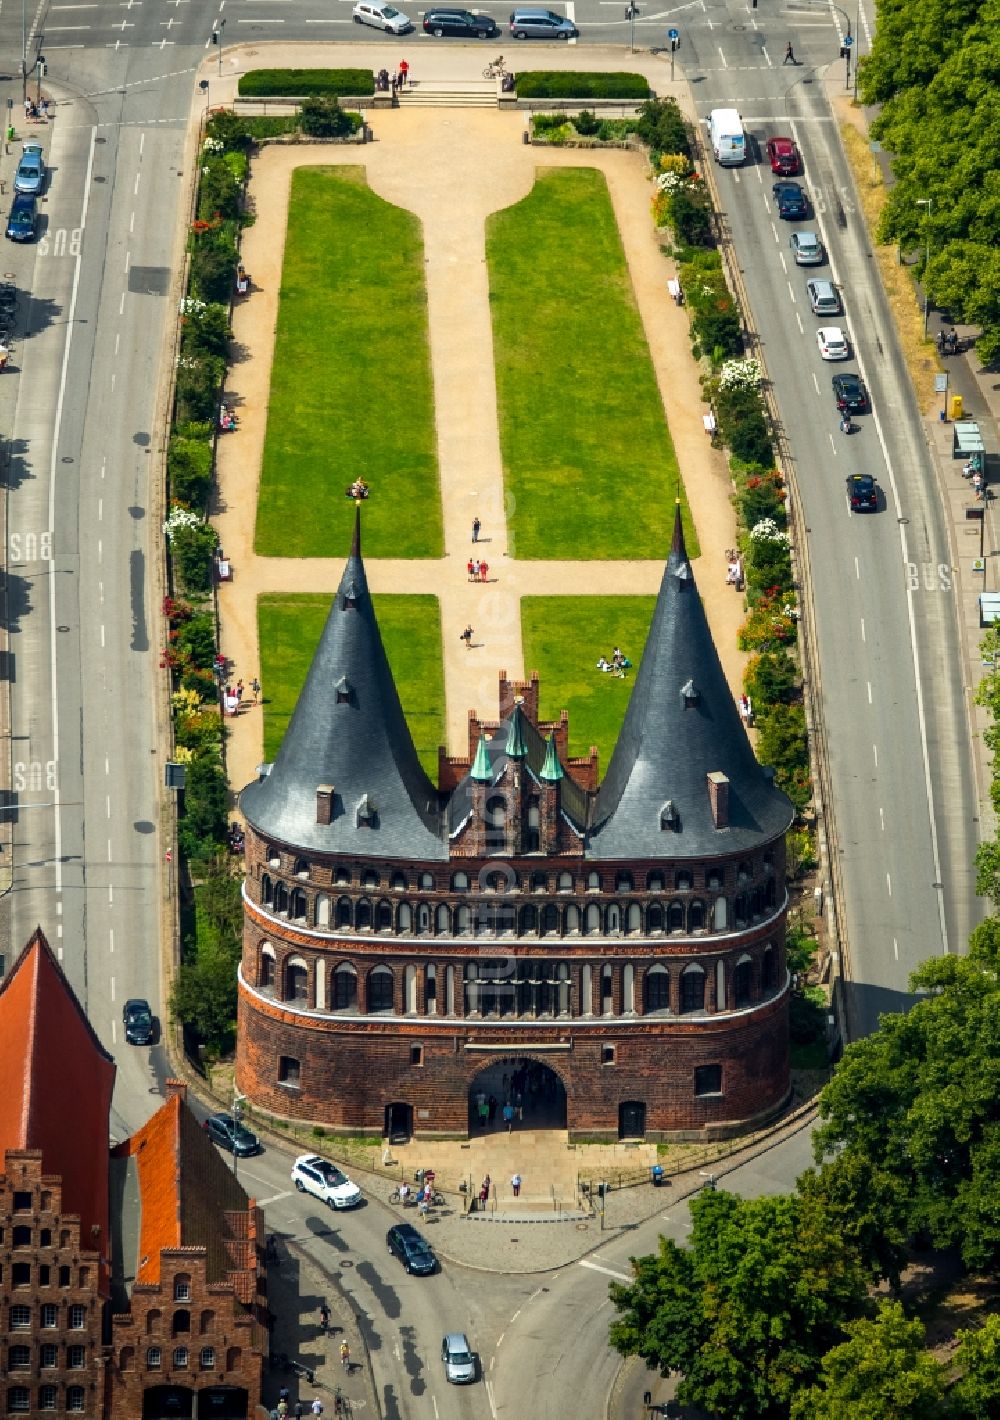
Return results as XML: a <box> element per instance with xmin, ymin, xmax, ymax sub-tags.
<box><xmin>767</xmin><ymin>136</ymin><xmax>800</xmax><ymax>176</ymax></box>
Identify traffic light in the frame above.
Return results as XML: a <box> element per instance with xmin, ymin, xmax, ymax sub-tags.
<box><xmin>671</xmin><ymin>34</ymin><xmax>679</xmax><ymax>50</ymax></box>
<box><xmin>211</xmin><ymin>27</ymin><xmax>219</xmax><ymax>43</ymax></box>
<box><xmin>839</xmin><ymin>45</ymin><xmax>849</xmax><ymax>57</ymax></box>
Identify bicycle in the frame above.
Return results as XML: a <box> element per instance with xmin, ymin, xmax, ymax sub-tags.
<box><xmin>483</xmin><ymin>55</ymin><xmax>508</xmax><ymax>79</ymax></box>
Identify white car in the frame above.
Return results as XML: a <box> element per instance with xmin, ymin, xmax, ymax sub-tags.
<box><xmin>816</xmin><ymin>326</ymin><xmax>849</xmax><ymax>361</ymax></box>
<box><xmin>352</xmin><ymin>0</ymin><xmax>412</xmax><ymax>31</ymax></box>
<box><xmin>291</xmin><ymin>1154</ymin><xmax>363</xmax><ymax>1209</ymax></box>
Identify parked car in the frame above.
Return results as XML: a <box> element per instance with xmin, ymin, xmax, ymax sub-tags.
<box><xmin>846</xmin><ymin>473</ymin><xmax>878</xmax><ymax>512</ymax></box>
<box><xmin>509</xmin><ymin>7</ymin><xmax>578</xmax><ymax>38</ymax></box>
<box><xmin>816</xmin><ymin>326</ymin><xmax>849</xmax><ymax>360</ymax></box>
<box><xmin>204</xmin><ymin>1113</ymin><xmax>262</xmax><ymax>1157</ymax></box>
<box><xmin>441</xmin><ymin>1332</ymin><xmax>476</xmax><ymax>1383</ymax></box>
<box><xmin>5</xmin><ymin>193</ymin><xmax>37</xmax><ymax>243</ymax></box>
<box><xmin>806</xmin><ymin>278</ymin><xmax>841</xmax><ymax>316</ymax></box>
<box><xmin>772</xmin><ymin>180</ymin><xmax>808</xmax><ymax>220</ymax></box>
<box><xmin>387</xmin><ymin>1222</ymin><xmax>437</xmax><ymax>1275</ymax></box>
<box><xmin>14</xmin><ymin>142</ymin><xmax>45</xmax><ymax>196</ymax></box>
<box><xmin>291</xmin><ymin>1154</ymin><xmax>363</xmax><ymax>1209</ymax></box>
<box><xmin>789</xmin><ymin>230</ymin><xmax>824</xmax><ymax>265</ymax></box>
<box><xmin>352</xmin><ymin>0</ymin><xmax>412</xmax><ymax>32</ymax></box>
<box><xmin>766</xmin><ymin>135</ymin><xmax>800</xmax><ymax>175</ymax></box>
<box><xmin>423</xmin><ymin>7</ymin><xmax>499</xmax><ymax>35</ymax></box>
<box><xmin>833</xmin><ymin>371</ymin><xmax>868</xmax><ymax>413</ymax></box>
<box><xmin>122</xmin><ymin>997</ymin><xmax>155</xmax><ymax>1045</ymax></box>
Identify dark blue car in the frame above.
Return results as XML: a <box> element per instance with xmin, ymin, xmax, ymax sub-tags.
<box><xmin>6</xmin><ymin>193</ymin><xmax>37</xmax><ymax>242</ymax></box>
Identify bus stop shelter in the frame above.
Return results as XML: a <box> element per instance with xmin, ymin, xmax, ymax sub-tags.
<box><xmin>954</xmin><ymin>420</ymin><xmax>985</xmax><ymax>471</ymax></box>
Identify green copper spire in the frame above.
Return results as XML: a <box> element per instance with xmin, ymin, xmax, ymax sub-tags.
<box><xmin>471</xmin><ymin>731</ymin><xmax>493</xmax><ymax>783</ymax></box>
<box><xmin>505</xmin><ymin>703</ymin><xmax>528</xmax><ymax>759</ymax></box>
<box><xmin>539</xmin><ymin>731</ymin><xmax>564</xmax><ymax>782</ymax></box>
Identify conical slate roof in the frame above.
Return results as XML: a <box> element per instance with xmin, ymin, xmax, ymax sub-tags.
<box><xmin>590</xmin><ymin>504</ymin><xmax>793</xmax><ymax>858</ymax></box>
<box><xmin>241</xmin><ymin>509</ymin><xmax>446</xmax><ymax>859</ymax></box>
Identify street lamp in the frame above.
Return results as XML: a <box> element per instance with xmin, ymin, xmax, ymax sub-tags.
<box><xmin>916</xmin><ymin>197</ymin><xmax>933</xmax><ymax>336</ymax></box>
<box><xmin>625</xmin><ymin>2</ymin><xmax>637</xmax><ymax>56</ymax></box>
<box><xmin>831</xmin><ymin>3</ymin><xmax>853</xmax><ymax>90</ymax></box>
<box><xmin>212</xmin><ymin>17</ymin><xmax>227</xmax><ymax>78</ymax></box>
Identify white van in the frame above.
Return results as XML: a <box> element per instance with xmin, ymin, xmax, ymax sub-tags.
<box><xmin>708</xmin><ymin>108</ymin><xmax>745</xmax><ymax>167</ymax></box>
<box><xmin>352</xmin><ymin>0</ymin><xmax>413</xmax><ymax>32</ymax></box>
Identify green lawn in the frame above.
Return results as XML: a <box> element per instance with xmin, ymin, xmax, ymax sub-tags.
<box><xmin>255</xmin><ymin>167</ymin><xmax>442</xmax><ymax>559</ymax></box>
<box><xmin>487</xmin><ymin>168</ymin><xmax>692</xmax><ymax>560</ymax></box>
<box><xmin>258</xmin><ymin>593</ymin><xmax>444</xmax><ymax>778</ymax></box>
<box><xmin>522</xmin><ymin>595</ymin><xmax>657</xmax><ymax>770</ymax></box>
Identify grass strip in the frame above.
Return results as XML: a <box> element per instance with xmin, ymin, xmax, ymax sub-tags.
<box><xmin>256</xmin><ymin>167</ymin><xmax>442</xmax><ymax>558</ymax></box>
<box><xmin>522</xmin><ymin>595</ymin><xmax>657</xmax><ymax>769</ymax></box>
<box><xmin>488</xmin><ymin>167</ymin><xmax>689</xmax><ymax>559</ymax></box>
<box><xmin>258</xmin><ymin>593</ymin><xmax>444</xmax><ymax>778</ymax></box>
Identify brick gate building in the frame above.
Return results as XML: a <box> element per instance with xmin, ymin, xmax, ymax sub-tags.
<box><xmin>235</xmin><ymin>507</ymin><xmax>794</xmax><ymax>1141</ymax></box>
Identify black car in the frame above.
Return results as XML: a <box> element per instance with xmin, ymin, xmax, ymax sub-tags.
<box><xmin>204</xmin><ymin>1113</ymin><xmax>262</xmax><ymax>1157</ymax></box>
<box><xmin>846</xmin><ymin>474</ymin><xmax>878</xmax><ymax>512</ymax></box>
<box><xmin>122</xmin><ymin>997</ymin><xmax>155</xmax><ymax>1045</ymax></box>
<box><xmin>772</xmin><ymin>180</ymin><xmax>808</xmax><ymax>219</ymax></box>
<box><xmin>5</xmin><ymin>192</ymin><xmax>37</xmax><ymax>242</ymax></box>
<box><xmin>387</xmin><ymin>1222</ymin><xmax>437</xmax><ymax>1275</ymax></box>
<box><xmin>423</xmin><ymin>7</ymin><xmax>499</xmax><ymax>35</ymax></box>
<box><xmin>832</xmin><ymin>372</ymin><xmax>868</xmax><ymax>414</ymax></box>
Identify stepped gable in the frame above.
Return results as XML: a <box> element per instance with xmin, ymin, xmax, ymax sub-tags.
<box><xmin>241</xmin><ymin>506</ymin><xmax>446</xmax><ymax>859</ymax></box>
<box><xmin>0</xmin><ymin>927</ymin><xmax>116</xmax><ymax>1267</ymax></box>
<box><xmin>591</xmin><ymin>503</ymin><xmax>793</xmax><ymax>858</ymax></box>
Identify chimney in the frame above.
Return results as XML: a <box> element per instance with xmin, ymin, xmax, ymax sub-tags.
<box><xmin>707</xmin><ymin>771</ymin><xmax>729</xmax><ymax>829</ymax></box>
<box><xmin>316</xmin><ymin>785</ymin><xmax>335</xmax><ymax>825</ymax></box>
<box><xmin>165</xmin><ymin>1080</ymin><xmax>187</xmax><ymax>1103</ymax></box>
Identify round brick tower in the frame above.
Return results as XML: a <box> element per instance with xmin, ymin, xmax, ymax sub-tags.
<box><xmin>235</xmin><ymin>508</ymin><xmax>794</xmax><ymax>1141</ymax></box>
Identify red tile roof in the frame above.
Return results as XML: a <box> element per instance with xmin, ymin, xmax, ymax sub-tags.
<box><xmin>0</xmin><ymin>929</ymin><xmax>116</xmax><ymax>1258</ymax></box>
<box><xmin>120</xmin><ymin>1091</ymin><xmax>183</xmax><ymax>1286</ymax></box>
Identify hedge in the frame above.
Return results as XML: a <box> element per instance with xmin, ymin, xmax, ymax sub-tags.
<box><xmin>238</xmin><ymin>68</ymin><xmax>375</xmax><ymax>99</ymax></box>
<box><xmin>515</xmin><ymin>71</ymin><xmax>651</xmax><ymax>99</ymax></box>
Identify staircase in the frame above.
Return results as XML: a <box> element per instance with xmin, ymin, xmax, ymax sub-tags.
<box><xmin>398</xmin><ymin>79</ymin><xmax>500</xmax><ymax>109</ymax></box>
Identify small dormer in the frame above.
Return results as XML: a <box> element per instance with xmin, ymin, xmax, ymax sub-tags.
<box><xmin>343</xmin><ymin>580</ymin><xmax>359</xmax><ymax>610</ymax></box>
<box><xmin>680</xmin><ymin>678</ymin><xmax>699</xmax><ymax>709</ymax></box>
<box><xmin>660</xmin><ymin>799</ymin><xmax>679</xmax><ymax>831</ymax></box>
<box><xmin>335</xmin><ymin>675</ymin><xmax>352</xmax><ymax>705</ymax></box>
<box><xmin>356</xmin><ymin>794</ymin><xmax>377</xmax><ymax>829</ymax></box>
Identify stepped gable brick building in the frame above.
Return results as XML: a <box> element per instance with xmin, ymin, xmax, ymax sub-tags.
<box><xmin>0</xmin><ymin>929</ymin><xmax>115</xmax><ymax>1418</ymax></box>
<box><xmin>107</xmin><ymin>1078</ymin><xmax>264</xmax><ymax>1419</ymax></box>
<box><xmin>236</xmin><ymin>505</ymin><xmax>795</xmax><ymax>1141</ymax></box>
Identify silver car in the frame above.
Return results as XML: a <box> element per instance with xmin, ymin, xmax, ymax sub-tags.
<box><xmin>14</xmin><ymin>143</ymin><xmax>45</xmax><ymax>196</ymax></box>
<box><xmin>806</xmin><ymin>278</ymin><xmax>840</xmax><ymax>316</ymax></box>
<box><xmin>789</xmin><ymin>230</ymin><xmax>824</xmax><ymax>266</ymax></box>
<box><xmin>442</xmin><ymin>1333</ymin><xmax>476</xmax><ymax>1384</ymax></box>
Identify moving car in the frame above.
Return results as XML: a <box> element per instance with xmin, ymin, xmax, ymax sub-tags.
<box><xmin>508</xmin><ymin>7</ymin><xmax>578</xmax><ymax>39</ymax></box>
<box><xmin>772</xmin><ymin>180</ymin><xmax>808</xmax><ymax>220</ymax></box>
<box><xmin>387</xmin><ymin>1222</ymin><xmax>437</xmax><ymax>1275</ymax></box>
<box><xmin>204</xmin><ymin>1113</ymin><xmax>262</xmax><ymax>1157</ymax></box>
<box><xmin>5</xmin><ymin>193</ymin><xmax>37</xmax><ymax>243</ymax></box>
<box><xmin>352</xmin><ymin>0</ymin><xmax>412</xmax><ymax>32</ymax></box>
<box><xmin>291</xmin><ymin>1154</ymin><xmax>363</xmax><ymax>1209</ymax></box>
<box><xmin>766</xmin><ymin>135</ymin><xmax>800</xmax><ymax>175</ymax></box>
<box><xmin>122</xmin><ymin>997</ymin><xmax>155</xmax><ymax>1045</ymax></box>
<box><xmin>789</xmin><ymin>230</ymin><xmax>824</xmax><ymax>265</ymax></box>
<box><xmin>816</xmin><ymin>326</ymin><xmax>849</xmax><ymax>360</ymax></box>
<box><xmin>806</xmin><ymin>278</ymin><xmax>841</xmax><ymax>316</ymax></box>
<box><xmin>846</xmin><ymin>473</ymin><xmax>878</xmax><ymax>512</ymax></box>
<box><xmin>423</xmin><ymin>7</ymin><xmax>499</xmax><ymax>35</ymax></box>
<box><xmin>441</xmin><ymin>1332</ymin><xmax>476</xmax><ymax>1384</ymax></box>
<box><xmin>832</xmin><ymin>372</ymin><xmax>868</xmax><ymax>413</ymax></box>
<box><xmin>14</xmin><ymin>142</ymin><xmax>45</xmax><ymax>196</ymax></box>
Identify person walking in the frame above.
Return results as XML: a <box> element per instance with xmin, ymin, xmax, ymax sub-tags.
<box><xmin>311</xmin><ymin>1401</ymin><xmax>325</xmax><ymax>1417</ymax></box>
<box><xmin>462</xmin><ymin>625</ymin><xmax>474</xmax><ymax>648</ymax></box>
<box><xmin>251</xmin><ymin>676</ymin><xmax>261</xmax><ymax>704</ymax></box>
<box><xmin>479</xmin><ymin>561</ymin><xmax>489</xmax><ymax>583</ymax></box>
<box><xmin>320</xmin><ymin>1302</ymin><xmax>331</xmax><ymax>1334</ymax></box>
<box><xmin>503</xmin><ymin>1100</ymin><xmax>515</xmax><ymax>1133</ymax></box>
<box><xmin>511</xmin><ymin>1172</ymin><xmax>522</xmax><ymax>1198</ymax></box>
<box><xmin>783</xmin><ymin>40</ymin><xmax>795</xmax><ymax>64</ymax></box>
<box><xmin>467</xmin><ymin>558</ymin><xmax>475</xmax><ymax>581</ymax></box>
<box><xmin>472</xmin><ymin>516</ymin><xmax>481</xmax><ymax>543</ymax></box>
<box><xmin>472</xmin><ymin>558</ymin><xmax>481</xmax><ymax>581</ymax></box>
<box><xmin>399</xmin><ymin>58</ymin><xmax>409</xmax><ymax>85</ymax></box>
<box><xmin>294</xmin><ymin>1404</ymin><xmax>304</xmax><ymax>1420</ymax></box>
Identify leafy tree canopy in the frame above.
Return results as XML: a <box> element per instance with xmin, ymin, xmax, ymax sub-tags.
<box><xmin>789</xmin><ymin>1301</ymin><xmax>946</xmax><ymax>1419</ymax></box>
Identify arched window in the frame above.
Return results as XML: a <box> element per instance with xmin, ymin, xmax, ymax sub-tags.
<box><xmin>541</xmin><ymin>904</ymin><xmax>560</xmax><ymax>936</ymax></box>
<box><xmin>615</xmin><ymin>871</ymin><xmax>634</xmax><ymax>893</ymax></box>
<box><xmin>425</xmin><ymin>963</ymin><xmax>437</xmax><ymax>1013</ymax></box>
<box><xmin>368</xmin><ymin>966</ymin><xmax>394</xmax><ymax>1013</ymax></box>
<box><xmin>171</xmin><ymin>1310</ymin><xmax>190</xmax><ymax>1337</ymax></box>
<box><xmin>626</xmin><ymin>903</ymin><xmax>642</xmax><ymax>934</ymax></box>
<box><xmin>622</xmin><ymin>962</ymin><xmax>635</xmax><ymax>1012</ymax></box>
<box><xmin>689</xmin><ymin>899</ymin><xmax>705</xmax><ymax>931</ymax></box>
<box><xmin>706</xmin><ymin>870</ymin><xmax>723</xmax><ymax>892</ymax></box>
<box><xmin>733</xmin><ymin>893</ymin><xmax>749</xmax><ymax>927</ymax></box>
<box><xmin>601</xmin><ymin>963</ymin><xmax>614</xmax><ymax>1015</ymax></box>
<box><xmin>362</xmin><ymin>868</ymin><xmax>379</xmax><ymax>890</ymax></box>
<box><xmin>451</xmin><ymin>871</ymin><xmax>469</xmax><ymax>891</ymax></box>
<box><xmin>557</xmin><ymin>871</ymin><xmax>573</xmax><ymax>892</ymax></box>
<box><xmin>737</xmin><ymin>861</ymin><xmax>751</xmax><ymax>884</ymax></box>
<box><xmin>398</xmin><ymin>902</ymin><xmax>413</xmax><ymax>932</ymax></box>
<box><xmin>455</xmin><ymin>904</ymin><xmax>471</xmax><ymax>934</ymax></box>
<box><xmin>419</xmin><ymin>872</ymin><xmax>434</xmax><ymax>891</ymax></box>
<box><xmin>647</xmin><ymin>903</ymin><xmax>664</xmax><ymax>933</ymax></box>
<box><xmin>405</xmin><ymin>964</ymin><xmax>418</xmax><ymax>1014</ymax></box>
<box><xmin>667</xmin><ymin>900</ymin><xmax>685</xmax><ymax>933</ymax></box>
<box><xmin>584</xmin><ymin>903</ymin><xmax>601</xmax><ymax>935</ymax></box>
<box><xmin>646</xmin><ymin>871</ymin><xmax>665</xmax><ymax>892</ymax></box>
<box><xmin>273</xmin><ymin>881</ymin><xmax>288</xmax><ymax>915</ymax></box>
<box><xmin>173</xmin><ymin>1347</ymin><xmax>189</xmax><ymax>1369</ymax></box>
<box><xmin>261</xmin><ymin>873</ymin><xmax>273</xmax><ymax>906</ymax></box>
<box><xmin>289</xmin><ymin>888</ymin><xmax>307</xmax><ymax>922</ymax></box>
<box><xmin>356</xmin><ymin>898</ymin><xmax>372</xmax><ymax>930</ymax></box>
<box><xmin>761</xmin><ymin>945</ymin><xmax>777</xmax><ymax>991</ymax></box>
<box><xmin>464</xmin><ymin>962</ymin><xmax>479</xmax><ymax>1014</ymax></box>
<box><xmin>334</xmin><ymin>864</ymin><xmax>351</xmax><ymax>885</ymax></box>
<box><xmin>587</xmin><ymin>871</ymin><xmax>601</xmax><ymax>891</ymax></box>
<box><xmin>391</xmin><ymin>871</ymin><xmax>407</xmax><ymax>891</ymax></box>
<box><xmin>557</xmin><ymin>962</ymin><xmax>571</xmax><ymax>1014</ymax></box>
<box><xmin>581</xmin><ymin>962</ymin><xmax>593</xmax><ymax>1014</ymax></box>
<box><xmin>485</xmin><ymin>795</ymin><xmax>506</xmax><ymax>828</ymax></box>
<box><xmin>733</xmin><ymin>956</ymin><xmax>753</xmax><ymax>1008</ymax></box>
<box><xmin>435</xmin><ymin>903</ymin><xmax>451</xmax><ymax>934</ymax></box>
<box><xmin>285</xmin><ymin>961</ymin><xmax>308</xmax><ymax>1003</ymax></box>
<box><xmin>565</xmin><ymin>904</ymin><xmax>581</xmax><ymax>934</ymax></box>
<box><xmin>527</xmin><ymin>795</ymin><xmax>540</xmax><ymax>852</ymax></box>
<box><xmin>294</xmin><ymin>857</ymin><xmax>309</xmax><ymax>880</ymax></box>
<box><xmin>606</xmin><ymin>904</ymin><xmax>621</xmax><ymax>935</ymax></box>
<box><xmin>520</xmin><ymin>904</ymin><xmax>538</xmax><ymax>935</ymax></box>
<box><xmin>266</xmin><ymin>845</ymin><xmax>281</xmax><ymax>869</ymax></box>
<box><xmin>336</xmin><ymin>896</ymin><xmax>352</xmax><ymax>928</ymax></box>
<box><xmin>680</xmin><ymin>965</ymin><xmax>705</xmax><ymax>1013</ymax></box>
<box><xmin>259</xmin><ymin>947</ymin><xmax>276</xmax><ymax>991</ymax></box>
<box><xmin>531</xmin><ymin>871</ymin><xmax>547</xmax><ymax>893</ymax></box>
<box><xmin>446</xmin><ymin>964</ymin><xmax>456</xmax><ymax>1014</ymax></box>
<box><xmin>416</xmin><ymin>902</ymin><xmax>431</xmax><ymax>934</ymax></box>
<box><xmin>675</xmin><ymin>870</ymin><xmax>692</xmax><ymax>892</ymax></box>
<box><xmin>315</xmin><ymin>893</ymin><xmax>331</xmax><ymax>927</ymax></box>
<box><xmin>713</xmin><ymin>896</ymin><xmax>728</xmax><ymax>931</ymax></box>
<box><xmin>644</xmin><ymin>964</ymin><xmax>670</xmax><ymax>1012</ymax></box>
<box><xmin>377</xmin><ymin>899</ymin><xmax>393</xmax><ymax>931</ymax></box>
<box><xmin>332</xmin><ymin>964</ymin><xmax>357</xmax><ymax>1011</ymax></box>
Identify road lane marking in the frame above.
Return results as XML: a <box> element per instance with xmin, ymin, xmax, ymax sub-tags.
<box><xmin>578</xmin><ymin>1260</ymin><xmax>631</xmax><ymax>1282</ymax></box>
<box><xmin>872</xmin><ymin>743</ymin><xmax>877</xmax><ymax>767</ymax></box>
<box><xmin>257</xmin><ymin>1189</ymin><xmax>293</xmax><ymax>1205</ymax></box>
<box><xmin>887</xmin><ymin>872</ymin><xmax>892</xmax><ymax>896</ymax></box>
<box><xmin>880</xmin><ymin>806</ymin><xmax>884</xmax><ymax>832</ymax></box>
<box><xmin>867</xmin><ymin>681</ymin><xmax>872</xmax><ymax>703</ymax></box>
<box><xmin>486</xmin><ymin>1379</ymin><xmax>498</xmax><ymax>1420</ymax></box>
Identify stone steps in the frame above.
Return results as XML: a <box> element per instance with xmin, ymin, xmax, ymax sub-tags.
<box><xmin>399</xmin><ymin>81</ymin><xmax>499</xmax><ymax>108</ymax></box>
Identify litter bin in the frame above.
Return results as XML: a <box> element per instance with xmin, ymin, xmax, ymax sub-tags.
<box><xmin>950</xmin><ymin>394</ymin><xmax>964</xmax><ymax>421</ymax></box>
<box><xmin>650</xmin><ymin>1165</ymin><xmax>665</xmax><ymax>1187</ymax></box>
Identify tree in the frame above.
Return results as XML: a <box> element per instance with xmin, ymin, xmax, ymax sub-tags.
<box><xmin>610</xmin><ymin>1189</ymin><xmax>870</xmax><ymax>1418</ymax></box>
<box><xmin>299</xmin><ymin>96</ymin><xmax>353</xmax><ymax>138</ymax></box>
<box><xmin>177</xmin><ymin>752</ymin><xmax>229</xmax><ymax>863</ymax></box>
<box><xmin>790</xmin><ymin>1301</ymin><xmax>946</xmax><ymax>1419</ymax></box>
<box><xmin>951</xmin><ymin>1314</ymin><xmax>1000</xmax><ymax>1417</ymax></box>
<box><xmin>170</xmin><ymin>519</ymin><xmax>218</xmax><ymax>596</ymax></box>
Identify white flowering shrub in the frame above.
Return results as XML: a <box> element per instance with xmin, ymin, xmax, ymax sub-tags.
<box><xmin>202</xmin><ymin>137</ymin><xmax>225</xmax><ymax>154</ymax></box>
<box><xmin>164</xmin><ymin>505</ymin><xmax>203</xmax><ymax>541</ymax></box>
<box><xmin>180</xmin><ymin>296</ymin><xmax>207</xmax><ymax>318</ymax></box>
<box><xmin>750</xmin><ymin>517</ymin><xmax>790</xmax><ymax>545</ymax></box>
<box><xmin>719</xmin><ymin>357</ymin><xmax>763</xmax><ymax>391</ymax></box>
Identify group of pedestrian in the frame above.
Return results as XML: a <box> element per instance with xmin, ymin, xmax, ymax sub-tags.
<box><xmin>374</xmin><ymin>59</ymin><xmax>410</xmax><ymax>95</ymax></box>
<box><xmin>23</xmin><ymin>96</ymin><xmax>49</xmax><ymax>121</ymax></box>
<box><xmin>937</xmin><ymin>327</ymin><xmax>961</xmax><ymax>356</ymax></box>
<box><xmin>213</xmin><ymin>650</ymin><xmax>261</xmax><ymax>717</ymax></box>
<box><xmin>473</xmin><ymin>1090</ymin><xmax>498</xmax><ymax>1128</ymax></box>
<box><xmin>269</xmin><ymin>1393</ymin><xmax>324</xmax><ymax>1418</ymax></box>
<box><xmin>467</xmin><ymin>558</ymin><xmax>490</xmax><ymax>582</ymax></box>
